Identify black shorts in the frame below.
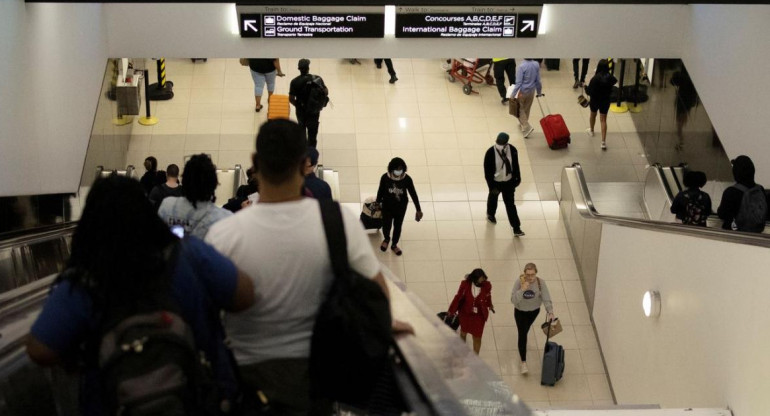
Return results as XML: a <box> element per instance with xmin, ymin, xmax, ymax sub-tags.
<box><xmin>590</xmin><ymin>100</ymin><xmax>611</xmax><ymax>115</ymax></box>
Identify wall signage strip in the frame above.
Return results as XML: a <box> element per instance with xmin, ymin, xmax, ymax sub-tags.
<box><xmin>236</xmin><ymin>6</ymin><xmax>385</xmax><ymax>38</ymax></box>
<box><xmin>395</xmin><ymin>6</ymin><xmax>542</xmax><ymax>38</ymax></box>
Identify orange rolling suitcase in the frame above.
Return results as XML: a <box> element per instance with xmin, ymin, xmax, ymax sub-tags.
<box><xmin>268</xmin><ymin>94</ymin><xmax>291</xmax><ymax>120</ymax></box>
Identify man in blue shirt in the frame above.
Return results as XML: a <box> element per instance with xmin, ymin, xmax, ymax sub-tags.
<box><xmin>512</xmin><ymin>59</ymin><xmax>544</xmax><ymax>138</ymax></box>
<box><xmin>304</xmin><ymin>147</ymin><xmax>332</xmax><ymax>199</ymax></box>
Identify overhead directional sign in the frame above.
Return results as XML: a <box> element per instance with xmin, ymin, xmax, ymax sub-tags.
<box><xmin>236</xmin><ymin>6</ymin><xmax>385</xmax><ymax>38</ymax></box>
<box><xmin>240</xmin><ymin>13</ymin><xmax>261</xmax><ymax>37</ymax></box>
<box><xmin>395</xmin><ymin>5</ymin><xmax>541</xmax><ymax>38</ymax></box>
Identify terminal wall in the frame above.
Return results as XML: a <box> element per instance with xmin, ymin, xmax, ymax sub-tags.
<box><xmin>102</xmin><ymin>4</ymin><xmax>686</xmax><ymax>59</ymax></box>
<box><xmin>0</xmin><ymin>1</ymin><xmax>107</xmax><ymax>196</ymax></box>
<box><xmin>593</xmin><ymin>224</ymin><xmax>770</xmax><ymax>415</ymax></box>
<box><xmin>682</xmin><ymin>5</ymin><xmax>770</xmax><ymax>185</ymax></box>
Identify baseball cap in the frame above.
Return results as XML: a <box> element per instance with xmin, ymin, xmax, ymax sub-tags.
<box><xmin>496</xmin><ymin>132</ymin><xmax>510</xmax><ymax>145</ymax></box>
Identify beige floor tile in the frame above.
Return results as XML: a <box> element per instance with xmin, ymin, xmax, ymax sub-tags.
<box><xmin>150</xmin><ymin>134</ymin><xmax>186</xmax><ymax>151</ymax></box>
<box><xmin>389</xmin><ymin>132</ymin><xmax>425</xmax><ymax>149</ymax></box>
<box><xmin>562</xmin><ymin>280</ymin><xmax>586</xmax><ymax>302</ymax></box>
<box><xmin>442</xmin><ymin>260</ymin><xmax>483</xmax><ymax>282</ymax></box>
<box><xmin>431</xmin><ymin>183</ymin><xmax>468</xmax><ymax>201</ymax></box>
<box><xmin>546</xmin><ymin>220</ymin><xmax>568</xmax><ymax>239</ymax></box>
<box><xmin>399</xmin><ymin>240</ymin><xmax>442</xmax><ymax>261</ymax></box>
<box><xmin>579</xmin><ymin>349</ymin><xmax>606</xmax><ymax>375</ymax></box>
<box><xmin>556</xmin><ymin>258</ymin><xmax>581</xmax><ymax>281</ymax></box>
<box><xmin>354</xmin><ymin>117</ymin><xmax>389</xmax><ymax>134</ymax></box>
<box><xmin>586</xmin><ymin>374</ymin><xmax>613</xmax><ymax>401</ymax></box>
<box><xmin>403</xmin><ymin>260</ymin><xmax>444</xmax><ymax>282</ymax></box>
<box><xmin>426</xmin><ymin>148</ymin><xmax>463</xmax><ymax>166</ymax></box>
<box><xmin>439</xmin><ymin>239</ymin><xmax>479</xmax><ymax>260</ymax></box>
<box><xmin>356</xmin><ymin>148</ymin><xmax>392</xmax><ymax>167</ymax></box>
<box><xmin>551</xmin><ymin>238</ymin><xmax>574</xmax><ymax>259</ymax></box>
<box><xmin>184</xmin><ymin>134</ymin><xmax>220</xmax><ymax>151</ymax></box>
<box><xmin>567</xmin><ymin>302</ymin><xmax>591</xmax><ymax>325</ymax></box>
<box><xmin>421</xmin><ymin>117</ymin><xmax>456</xmax><ymax>133</ymax></box>
<box><xmin>503</xmin><ymin>375</ymin><xmax>551</xmax><ymax>402</ymax></box>
<box><xmin>514</xmin><ymin>238</ymin><xmax>556</xmax><ymax>259</ymax></box>
<box><xmin>546</xmin><ymin>374</ymin><xmax>592</xmax><ymax>401</ymax></box>
<box><xmin>220</xmin><ymin>118</ymin><xmax>255</xmax><ymax>135</ymax></box>
<box><xmin>432</xmin><ymin>202</ymin><xmax>472</xmax><ymax>221</ymax></box>
<box><xmin>396</xmin><ymin>149</ymin><xmax>427</xmax><ymax>166</ymax></box>
<box><xmin>480</xmin><ymin>260</ymin><xmax>519</xmax><ymax>282</ymax></box>
<box><xmin>399</xmin><ymin>220</ymin><xmax>438</xmax><ymax>240</ymax></box>
<box><xmin>436</xmin><ymin>220</ymin><xmax>477</xmax><ymax>240</ymax></box>
<box><xmin>476</xmin><ymin>238</ymin><xmax>517</xmax><ymax>260</ymax></box>
<box><xmin>187</xmin><ymin>118</ymin><xmax>221</xmax><ymax>135</ymax></box>
<box><xmin>573</xmin><ymin>325</ymin><xmax>600</xmax><ymax>350</ymax></box>
<box><xmin>153</xmin><ymin>119</ymin><xmax>188</xmax><ymax>135</ymax></box>
<box><xmin>407</xmin><ymin>281</ymin><xmax>448</xmax><ymax>305</ymax></box>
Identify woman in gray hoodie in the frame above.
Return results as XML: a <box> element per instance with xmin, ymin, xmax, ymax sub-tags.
<box><xmin>511</xmin><ymin>262</ymin><xmax>554</xmax><ymax>375</ymax></box>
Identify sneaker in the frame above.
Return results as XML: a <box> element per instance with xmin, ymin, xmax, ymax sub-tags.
<box><xmin>501</xmin><ymin>98</ymin><xmax>509</xmax><ymax>105</ymax></box>
<box><xmin>391</xmin><ymin>245</ymin><xmax>403</xmax><ymax>256</ymax></box>
<box><xmin>513</xmin><ymin>228</ymin><xmax>526</xmax><ymax>237</ymax></box>
<box><xmin>601</xmin><ymin>142</ymin><xmax>607</xmax><ymax>150</ymax></box>
<box><xmin>520</xmin><ymin>362</ymin><xmax>529</xmax><ymax>374</ymax></box>
<box><xmin>524</xmin><ymin>126</ymin><xmax>535</xmax><ymax>138</ymax></box>
<box><xmin>585</xmin><ymin>128</ymin><xmax>594</xmax><ymax>137</ymax></box>
<box><xmin>487</xmin><ymin>215</ymin><xmax>497</xmax><ymax>224</ymax></box>
<box><xmin>389</xmin><ymin>75</ymin><xmax>398</xmax><ymax>84</ymax></box>
<box><xmin>572</xmin><ymin>80</ymin><xmax>580</xmax><ymax>89</ymax></box>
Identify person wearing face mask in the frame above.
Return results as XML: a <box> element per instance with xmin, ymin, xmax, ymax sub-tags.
<box><xmin>447</xmin><ymin>268</ymin><xmax>494</xmax><ymax>355</ymax></box>
<box><xmin>511</xmin><ymin>262</ymin><xmax>554</xmax><ymax>375</ymax></box>
<box><xmin>484</xmin><ymin>132</ymin><xmax>524</xmax><ymax>236</ymax></box>
<box><xmin>376</xmin><ymin>157</ymin><xmax>423</xmax><ymax>256</ymax></box>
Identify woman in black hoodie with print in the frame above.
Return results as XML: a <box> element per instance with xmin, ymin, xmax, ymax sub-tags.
<box><xmin>585</xmin><ymin>59</ymin><xmax>617</xmax><ymax>150</ymax></box>
<box><xmin>376</xmin><ymin>157</ymin><xmax>423</xmax><ymax>256</ymax></box>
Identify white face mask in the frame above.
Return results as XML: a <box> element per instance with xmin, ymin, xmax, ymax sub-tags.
<box><xmin>495</xmin><ymin>144</ymin><xmax>506</xmax><ymax>151</ymax></box>
<box><xmin>392</xmin><ymin>170</ymin><xmax>404</xmax><ymax>177</ymax></box>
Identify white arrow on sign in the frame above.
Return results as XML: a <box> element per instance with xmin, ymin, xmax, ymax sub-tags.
<box><xmin>244</xmin><ymin>20</ymin><xmax>259</xmax><ymax>32</ymax></box>
<box><xmin>521</xmin><ymin>20</ymin><xmax>535</xmax><ymax>32</ymax></box>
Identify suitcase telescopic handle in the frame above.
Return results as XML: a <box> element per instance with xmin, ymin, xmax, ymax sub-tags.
<box><xmin>536</xmin><ymin>94</ymin><xmax>550</xmax><ymax>116</ymax></box>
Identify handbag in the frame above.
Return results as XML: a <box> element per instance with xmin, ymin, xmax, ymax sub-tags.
<box><xmin>541</xmin><ymin>317</ymin><xmax>563</xmax><ymax>337</ymax></box>
<box><xmin>239</xmin><ymin>58</ymin><xmax>249</xmax><ymax>67</ymax></box>
<box><xmin>437</xmin><ymin>312</ymin><xmax>460</xmax><ymax>331</ymax></box>
<box><xmin>577</xmin><ymin>86</ymin><xmax>590</xmax><ymax>108</ymax></box>
<box><xmin>508</xmin><ymin>98</ymin><xmax>521</xmax><ymax>117</ymax></box>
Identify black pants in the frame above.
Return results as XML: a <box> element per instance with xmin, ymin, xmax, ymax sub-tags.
<box><xmin>297</xmin><ymin>111</ymin><xmax>320</xmax><ymax>148</ymax></box>
<box><xmin>374</xmin><ymin>59</ymin><xmax>396</xmax><ymax>76</ymax></box>
<box><xmin>487</xmin><ymin>180</ymin><xmax>521</xmax><ymax>229</ymax></box>
<box><xmin>381</xmin><ymin>203</ymin><xmax>407</xmax><ymax>245</ymax></box>
<box><xmin>514</xmin><ymin>308</ymin><xmax>541</xmax><ymax>361</ymax></box>
<box><xmin>494</xmin><ymin>59</ymin><xmax>516</xmax><ymax>99</ymax></box>
<box><xmin>573</xmin><ymin>58</ymin><xmax>590</xmax><ymax>83</ymax></box>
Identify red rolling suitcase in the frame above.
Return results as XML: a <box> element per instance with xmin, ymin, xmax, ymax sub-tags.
<box><xmin>537</xmin><ymin>96</ymin><xmax>570</xmax><ymax>150</ymax></box>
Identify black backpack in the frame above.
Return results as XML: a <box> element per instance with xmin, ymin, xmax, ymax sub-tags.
<box><xmin>303</xmin><ymin>75</ymin><xmax>329</xmax><ymax>114</ymax></box>
<box><xmin>311</xmin><ymin>200</ymin><xmax>393</xmax><ymax>408</ymax></box>
<box><xmin>733</xmin><ymin>183</ymin><xmax>768</xmax><ymax>232</ymax></box>
<box><xmin>682</xmin><ymin>190</ymin><xmax>709</xmax><ymax>226</ymax></box>
<box><xmin>97</xmin><ymin>243</ymin><xmax>220</xmax><ymax>416</ymax></box>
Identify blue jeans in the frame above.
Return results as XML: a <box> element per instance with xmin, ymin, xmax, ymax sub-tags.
<box><xmin>250</xmin><ymin>69</ymin><xmax>276</xmax><ymax>96</ymax></box>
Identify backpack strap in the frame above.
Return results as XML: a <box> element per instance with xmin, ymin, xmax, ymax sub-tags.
<box><xmin>733</xmin><ymin>183</ymin><xmax>749</xmax><ymax>193</ymax></box>
<box><xmin>318</xmin><ymin>199</ymin><xmax>351</xmax><ymax>284</ymax></box>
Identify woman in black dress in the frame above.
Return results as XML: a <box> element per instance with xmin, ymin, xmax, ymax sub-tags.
<box><xmin>376</xmin><ymin>157</ymin><xmax>423</xmax><ymax>256</ymax></box>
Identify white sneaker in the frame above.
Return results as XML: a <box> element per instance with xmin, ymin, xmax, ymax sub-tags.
<box><xmin>601</xmin><ymin>142</ymin><xmax>607</xmax><ymax>150</ymax></box>
<box><xmin>520</xmin><ymin>362</ymin><xmax>529</xmax><ymax>375</ymax></box>
<box><xmin>524</xmin><ymin>126</ymin><xmax>535</xmax><ymax>138</ymax></box>
<box><xmin>585</xmin><ymin>128</ymin><xmax>594</xmax><ymax>137</ymax></box>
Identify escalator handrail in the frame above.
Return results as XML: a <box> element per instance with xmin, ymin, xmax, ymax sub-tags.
<box><xmin>0</xmin><ymin>223</ymin><xmax>77</xmax><ymax>247</ymax></box>
<box><xmin>567</xmin><ymin>163</ymin><xmax>770</xmax><ymax>248</ymax></box>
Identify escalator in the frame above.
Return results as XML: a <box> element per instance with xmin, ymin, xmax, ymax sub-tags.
<box><xmin>0</xmin><ymin>224</ymin><xmax>530</xmax><ymax>416</ymax></box>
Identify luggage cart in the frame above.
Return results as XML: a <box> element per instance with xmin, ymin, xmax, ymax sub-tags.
<box><xmin>446</xmin><ymin>58</ymin><xmax>495</xmax><ymax>95</ymax></box>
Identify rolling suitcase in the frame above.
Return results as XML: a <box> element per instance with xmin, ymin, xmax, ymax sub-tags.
<box><xmin>537</xmin><ymin>96</ymin><xmax>571</xmax><ymax>150</ymax></box>
<box><xmin>540</xmin><ymin>317</ymin><xmax>565</xmax><ymax>386</ymax></box>
<box><xmin>267</xmin><ymin>94</ymin><xmax>291</xmax><ymax>120</ymax></box>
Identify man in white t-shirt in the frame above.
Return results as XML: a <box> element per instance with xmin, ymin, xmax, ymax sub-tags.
<box><xmin>206</xmin><ymin>119</ymin><xmax>412</xmax><ymax>415</ymax></box>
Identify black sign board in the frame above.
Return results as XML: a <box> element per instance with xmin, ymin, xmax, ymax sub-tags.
<box><xmin>236</xmin><ymin>6</ymin><xmax>385</xmax><ymax>38</ymax></box>
<box><xmin>396</xmin><ymin>6</ymin><xmax>541</xmax><ymax>39</ymax></box>
<box><xmin>240</xmin><ymin>13</ymin><xmax>261</xmax><ymax>37</ymax></box>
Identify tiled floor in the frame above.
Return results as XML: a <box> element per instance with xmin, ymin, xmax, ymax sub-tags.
<box><xmin>126</xmin><ymin>58</ymin><xmax>626</xmax><ymax>408</ymax></box>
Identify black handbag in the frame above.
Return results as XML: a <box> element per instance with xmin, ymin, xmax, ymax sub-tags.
<box><xmin>312</xmin><ymin>200</ymin><xmax>393</xmax><ymax>409</ymax></box>
<box><xmin>437</xmin><ymin>312</ymin><xmax>460</xmax><ymax>331</ymax></box>
<box><xmin>577</xmin><ymin>86</ymin><xmax>590</xmax><ymax>108</ymax></box>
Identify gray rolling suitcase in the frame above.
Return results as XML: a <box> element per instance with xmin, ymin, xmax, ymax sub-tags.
<box><xmin>540</xmin><ymin>318</ymin><xmax>565</xmax><ymax>386</ymax></box>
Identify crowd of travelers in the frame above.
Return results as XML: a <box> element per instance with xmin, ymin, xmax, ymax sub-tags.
<box><xmin>22</xmin><ymin>58</ymin><xmax>770</xmax><ymax>415</ymax></box>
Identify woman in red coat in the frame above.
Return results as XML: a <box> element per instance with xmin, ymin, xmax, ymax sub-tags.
<box><xmin>448</xmin><ymin>268</ymin><xmax>495</xmax><ymax>354</ymax></box>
